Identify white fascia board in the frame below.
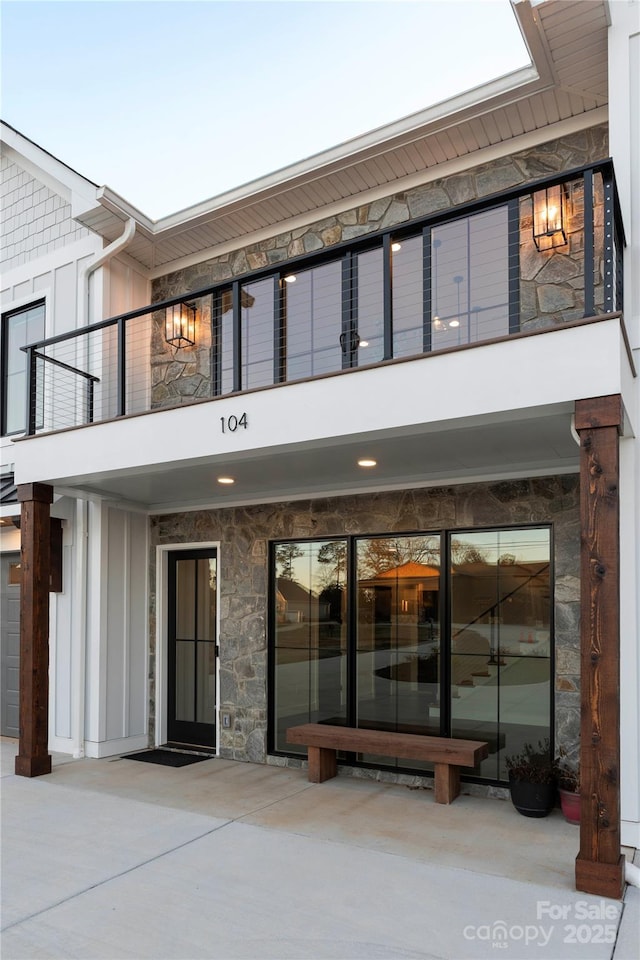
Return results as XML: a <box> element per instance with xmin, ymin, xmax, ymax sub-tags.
<box><xmin>150</xmin><ymin>68</ymin><xmax>540</xmax><ymax>235</ymax></box>
<box><xmin>11</xmin><ymin>318</ymin><xmax>633</xmax><ymax>488</ymax></box>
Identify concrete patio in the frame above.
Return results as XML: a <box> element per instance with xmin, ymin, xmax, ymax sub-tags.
<box><xmin>1</xmin><ymin>737</ymin><xmax>637</xmax><ymax>959</ymax></box>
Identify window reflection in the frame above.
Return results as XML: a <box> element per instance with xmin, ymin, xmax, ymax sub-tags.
<box><xmin>392</xmin><ymin>236</ymin><xmax>424</xmax><ymax>358</ymax></box>
<box><xmin>273</xmin><ymin>540</ymin><xmax>348</xmax><ymax>753</ymax></box>
<box><xmin>431</xmin><ymin>208</ymin><xmax>509</xmax><ymax>348</ymax></box>
<box><xmin>356</xmin><ymin>536</ymin><xmax>441</xmax><ymax>769</ymax></box>
<box><xmin>356</xmin><ymin>248</ymin><xmax>384</xmax><ymax>364</ymax></box>
<box><xmin>271</xmin><ymin>527</ymin><xmax>552</xmax><ymax>783</ymax></box>
<box><xmin>2</xmin><ymin>301</ymin><xmax>45</xmax><ymax>435</ymax></box>
<box><xmin>285</xmin><ymin>263</ymin><xmax>343</xmax><ymax>380</ymax></box>
<box><xmin>241</xmin><ymin>278</ymin><xmax>275</xmax><ymax>390</ymax></box>
<box><xmin>450</xmin><ymin>529</ymin><xmax>551</xmax><ymax>781</ymax></box>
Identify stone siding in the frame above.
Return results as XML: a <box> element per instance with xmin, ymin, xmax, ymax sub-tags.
<box><xmin>150</xmin><ymin>475</ymin><xmax>580</xmax><ymax>781</ymax></box>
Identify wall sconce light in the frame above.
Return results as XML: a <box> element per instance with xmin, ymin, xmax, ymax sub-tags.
<box><xmin>165</xmin><ymin>301</ymin><xmax>196</xmax><ymax>347</ymax></box>
<box><xmin>533</xmin><ymin>185</ymin><xmax>567</xmax><ymax>251</ymax></box>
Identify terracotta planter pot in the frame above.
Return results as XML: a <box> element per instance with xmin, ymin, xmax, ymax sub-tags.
<box><xmin>508</xmin><ymin>776</ymin><xmax>556</xmax><ymax>818</ymax></box>
<box><xmin>559</xmin><ymin>787</ymin><xmax>581</xmax><ymax>825</ymax></box>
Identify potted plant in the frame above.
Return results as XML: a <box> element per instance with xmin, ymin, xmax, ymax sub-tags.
<box><xmin>505</xmin><ymin>738</ymin><xmax>556</xmax><ymax>818</ymax></box>
<box><xmin>554</xmin><ymin>750</ymin><xmax>580</xmax><ymax>825</ymax></box>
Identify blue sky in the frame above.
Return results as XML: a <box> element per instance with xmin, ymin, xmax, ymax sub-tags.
<box><xmin>1</xmin><ymin>1</ymin><xmax>529</xmax><ymax>219</ymax></box>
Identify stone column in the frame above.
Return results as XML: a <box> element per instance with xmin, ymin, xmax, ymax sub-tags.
<box><xmin>15</xmin><ymin>482</ymin><xmax>53</xmax><ymax>778</ymax></box>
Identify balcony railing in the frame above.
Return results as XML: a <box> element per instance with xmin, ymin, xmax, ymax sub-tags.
<box><xmin>22</xmin><ymin>161</ymin><xmax>624</xmax><ymax>436</ymax></box>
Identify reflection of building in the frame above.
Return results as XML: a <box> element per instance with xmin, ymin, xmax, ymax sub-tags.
<box><xmin>1</xmin><ymin>1</ymin><xmax>638</xmax><ymax>898</ymax></box>
<box><xmin>452</xmin><ymin>561</ymin><xmax>550</xmax><ymax>635</ymax></box>
<box><xmin>275</xmin><ymin>578</ymin><xmax>317</xmax><ymax>625</ymax></box>
<box><xmin>359</xmin><ymin>561</ymin><xmax>440</xmax><ymax>625</ymax></box>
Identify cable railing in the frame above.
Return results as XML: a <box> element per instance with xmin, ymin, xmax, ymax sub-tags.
<box><xmin>22</xmin><ymin>162</ymin><xmax>624</xmax><ymax>437</ymax></box>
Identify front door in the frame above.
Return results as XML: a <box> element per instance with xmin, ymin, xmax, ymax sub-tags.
<box><xmin>167</xmin><ymin>549</ymin><xmax>218</xmax><ymax>749</ymax></box>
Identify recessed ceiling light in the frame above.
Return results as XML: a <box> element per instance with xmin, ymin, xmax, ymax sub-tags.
<box><xmin>358</xmin><ymin>458</ymin><xmax>377</xmax><ymax>468</ymax></box>
<box><xmin>217</xmin><ymin>476</ymin><xmax>235</xmax><ymax>485</ymax></box>
<box><xmin>359</xmin><ymin>339</ymin><xmax>369</xmax><ymax>347</ymax></box>
<box><xmin>284</xmin><ymin>274</ymin><xmax>296</xmax><ymax>283</ymax></box>
<box><xmin>449</xmin><ymin>319</ymin><xmax>460</xmax><ymax>328</ymax></box>
<box><xmin>391</xmin><ymin>242</ymin><xmax>402</xmax><ymax>252</ymax></box>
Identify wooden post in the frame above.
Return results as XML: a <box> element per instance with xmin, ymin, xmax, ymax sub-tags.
<box><xmin>574</xmin><ymin>396</ymin><xmax>625</xmax><ymax>899</ymax></box>
<box><xmin>15</xmin><ymin>482</ymin><xmax>53</xmax><ymax>778</ymax></box>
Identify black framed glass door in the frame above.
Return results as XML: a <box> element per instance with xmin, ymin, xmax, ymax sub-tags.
<box><xmin>167</xmin><ymin>549</ymin><xmax>218</xmax><ymax>748</ymax></box>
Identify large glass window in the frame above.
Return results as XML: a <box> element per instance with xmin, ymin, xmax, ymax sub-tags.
<box><xmin>450</xmin><ymin>528</ymin><xmax>551</xmax><ymax>781</ymax></box>
<box><xmin>392</xmin><ymin>236</ymin><xmax>424</xmax><ymax>358</ymax></box>
<box><xmin>285</xmin><ymin>262</ymin><xmax>343</xmax><ymax>380</ymax></box>
<box><xmin>355</xmin><ymin>248</ymin><xmax>384</xmax><ymax>365</ymax></box>
<box><xmin>356</xmin><ymin>535</ymin><xmax>441</xmax><ymax>770</ymax></box>
<box><xmin>1</xmin><ymin>301</ymin><xmax>45</xmax><ymax>435</ymax></box>
<box><xmin>241</xmin><ymin>278</ymin><xmax>276</xmax><ymax>390</ymax></box>
<box><xmin>207</xmin><ymin>201</ymin><xmax>530</xmax><ymax>397</ymax></box>
<box><xmin>431</xmin><ymin>207</ymin><xmax>509</xmax><ymax>349</ymax></box>
<box><xmin>272</xmin><ymin>540</ymin><xmax>348</xmax><ymax>753</ymax></box>
<box><xmin>271</xmin><ymin>525</ymin><xmax>552</xmax><ymax>783</ymax></box>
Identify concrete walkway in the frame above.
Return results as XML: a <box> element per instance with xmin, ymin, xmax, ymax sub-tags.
<box><xmin>1</xmin><ymin>738</ymin><xmax>637</xmax><ymax>959</ymax></box>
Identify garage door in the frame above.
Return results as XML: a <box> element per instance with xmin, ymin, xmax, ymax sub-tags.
<box><xmin>1</xmin><ymin>552</ymin><xmax>20</xmax><ymax>738</ymax></box>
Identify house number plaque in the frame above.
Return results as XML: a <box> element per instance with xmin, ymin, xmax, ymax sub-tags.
<box><xmin>220</xmin><ymin>413</ymin><xmax>248</xmax><ymax>433</ymax></box>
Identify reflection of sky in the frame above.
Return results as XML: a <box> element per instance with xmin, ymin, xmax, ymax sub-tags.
<box><xmin>278</xmin><ymin>528</ymin><xmax>550</xmax><ymax>594</ymax></box>
<box><xmin>452</xmin><ymin>529</ymin><xmax>550</xmax><ymax>563</ymax></box>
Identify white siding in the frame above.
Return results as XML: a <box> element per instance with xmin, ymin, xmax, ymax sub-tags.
<box><xmin>0</xmin><ymin>156</ymin><xmax>90</xmax><ymax>269</ymax></box>
<box><xmin>84</xmin><ymin>504</ymin><xmax>148</xmax><ymax>757</ymax></box>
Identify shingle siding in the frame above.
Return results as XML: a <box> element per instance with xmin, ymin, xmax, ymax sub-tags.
<box><xmin>0</xmin><ymin>155</ymin><xmax>90</xmax><ymax>269</ymax></box>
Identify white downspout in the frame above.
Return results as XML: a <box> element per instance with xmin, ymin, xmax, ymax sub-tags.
<box><xmin>82</xmin><ymin>217</ymin><xmax>137</xmax><ymax>321</ymax></box>
<box><xmin>71</xmin><ymin>217</ymin><xmax>137</xmax><ymax>759</ymax></box>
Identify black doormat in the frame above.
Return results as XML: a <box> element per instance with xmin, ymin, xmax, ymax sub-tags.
<box><xmin>122</xmin><ymin>749</ymin><xmax>211</xmax><ymax>767</ymax></box>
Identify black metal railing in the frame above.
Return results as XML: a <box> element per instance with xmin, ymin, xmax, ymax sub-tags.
<box><xmin>21</xmin><ymin>161</ymin><xmax>624</xmax><ymax>436</ymax></box>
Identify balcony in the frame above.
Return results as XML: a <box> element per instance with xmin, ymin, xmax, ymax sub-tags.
<box><xmin>21</xmin><ymin>162</ymin><xmax>624</xmax><ymax>439</ymax></box>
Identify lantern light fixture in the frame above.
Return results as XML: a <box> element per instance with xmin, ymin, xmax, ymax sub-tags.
<box><xmin>532</xmin><ymin>185</ymin><xmax>567</xmax><ymax>251</ymax></box>
<box><xmin>165</xmin><ymin>301</ymin><xmax>196</xmax><ymax>347</ymax></box>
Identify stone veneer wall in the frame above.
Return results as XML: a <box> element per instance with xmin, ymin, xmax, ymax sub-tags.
<box><xmin>148</xmin><ymin>125</ymin><xmax>608</xmax><ymax>408</ymax></box>
<box><xmin>149</xmin><ymin>475</ymin><xmax>580</xmax><ymax>783</ymax></box>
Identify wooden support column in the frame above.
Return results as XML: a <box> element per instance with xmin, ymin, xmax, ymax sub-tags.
<box><xmin>574</xmin><ymin>396</ymin><xmax>625</xmax><ymax>899</ymax></box>
<box><xmin>15</xmin><ymin>482</ymin><xmax>53</xmax><ymax>778</ymax></box>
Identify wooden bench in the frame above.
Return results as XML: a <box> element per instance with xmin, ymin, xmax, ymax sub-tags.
<box><xmin>286</xmin><ymin>723</ymin><xmax>489</xmax><ymax>804</ymax></box>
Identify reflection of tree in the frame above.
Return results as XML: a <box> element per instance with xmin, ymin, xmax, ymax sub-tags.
<box><xmin>316</xmin><ymin>541</ymin><xmax>347</xmax><ymax>589</ymax></box>
<box><xmin>451</xmin><ymin>540</ymin><xmax>488</xmax><ymax>564</ymax></box>
<box><xmin>357</xmin><ymin>536</ymin><xmax>440</xmax><ymax>578</ymax></box>
<box><xmin>275</xmin><ymin>543</ymin><xmax>304</xmax><ymax>579</ymax></box>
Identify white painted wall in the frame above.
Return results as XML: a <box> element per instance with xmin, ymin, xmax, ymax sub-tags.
<box><xmin>1</xmin><ymin>143</ymin><xmax>151</xmax><ymax>759</ymax></box>
<box><xmin>84</xmin><ymin>502</ymin><xmax>149</xmax><ymax>758</ymax></box>
<box><xmin>608</xmin><ymin>0</ymin><xmax>640</xmax><ymax>848</ymax></box>
<box><xmin>11</xmin><ymin>316</ymin><xmax>634</xmax><ymax>492</ymax></box>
